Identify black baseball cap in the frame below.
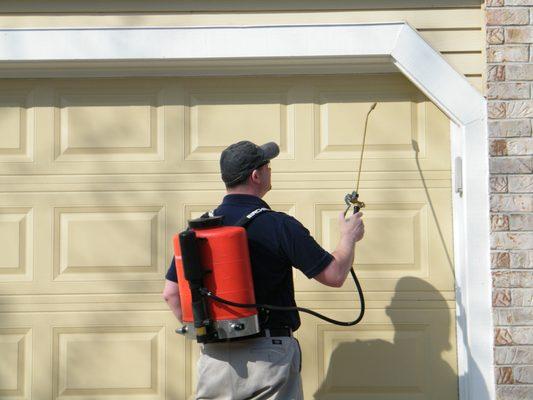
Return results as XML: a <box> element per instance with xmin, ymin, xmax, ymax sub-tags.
<box><xmin>220</xmin><ymin>140</ymin><xmax>280</xmax><ymax>185</ymax></box>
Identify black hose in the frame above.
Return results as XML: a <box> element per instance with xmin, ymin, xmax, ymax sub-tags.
<box><xmin>200</xmin><ymin>267</ymin><xmax>365</xmax><ymax>326</ymax></box>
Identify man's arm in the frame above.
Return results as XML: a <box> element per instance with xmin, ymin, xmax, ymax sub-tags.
<box><xmin>162</xmin><ymin>279</ymin><xmax>183</xmax><ymax>322</ymax></box>
<box><xmin>314</xmin><ymin>211</ymin><xmax>364</xmax><ymax>288</ymax></box>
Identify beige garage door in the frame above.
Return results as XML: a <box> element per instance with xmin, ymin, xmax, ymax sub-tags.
<box><xmin>0</xmin><ymin>75</ymin><xmax>457</xmax><ymax>399</ymax></box>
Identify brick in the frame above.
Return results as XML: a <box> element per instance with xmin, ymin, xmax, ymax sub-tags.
<box><xmin>497</xmin><ymin>385</ymin><xmax>533</xmax><ymax>399</ymax></box>
<box><xmin>491</xmin><ymin>232</ymin><xmax>533</xmax><ymax>250</ymax></box>
<box><xmin>487</xmin><ymin>45</ymin><xmax>529</xmax><ymax>62</ymax></box>
<box><xmin>506</xmin><ymin>27</ymin><xmax>533</xmax><ymax>43</ymax></box>
<box><xmin>511</xmin><ymin>289</ymin><xmax>533</xmax><ymax>306</ymax></box>
<box><xmin>507</xmin><ymin>101</ymin><xmax>533</xmax><ymax>118</ymax></box>
<box><xmin>493</xmin><ymin>214</ymin><xmax>511</xmax><ymax>231</ymax></box>
<box><xmin>507</xmin><ymin>64</ymin><xmax>533</xmax><ymax>80</ymax></box>
<box><xmin>506</xmin><ymin>0</ymin><xmax>533</xmax><ymax>5</ymax></box>
<box><xmin>507</xmin><ymin>138</ymin><xmax>533</xmax><ymax>155</ymax></box>
<box><xmin>494</xmin><ymin>308</ymin><xmax>533</xmax><ymax>325</ymax></box>
<box><xmin>508</xmin><ymin>175</ymin><xmax>533</xmax><ymax>192</ymax></box>
<box><xmin>487</xmin><ymin>8</ymin><xmax>530</xmax><ymax>25</ymax></box>
<box><xmin>493</xmin><ymin>251</ymin><xmax>511</xmax><ymax>268</ymax></box>
<box><xmin>487</xmin><ymin>0</ymin><xmax>504</xmax><ymax>5</ymax></box>
<box><xmin>504</xmin><ymin>327</ymin><xmax>533</xmax><ymax>345</ymax></box>
<box><xmin>490</xmin><ymin>157</ymin><xmax>533</xmax><ymax>174</ymax></box>
<box><xmin>492</xmin><ymin>270</ymin><xmax>533</xmax><ymax>287</ymax></box>
<box><xmin>493</xmin><ymin>271</ymin><xmax>510</xmax><ymax>288</ymax></box>
<box><xmin>491</xmin><ymin>194</ymin><xmax>533</xmax><ymax>212</ymax></box>
<box><xmin>498</xmin><ymin>229</ymin><xmax>533</xmax><ymax>250</ymax></box>
<box><xmin>488</xmin><ymin>101</ymin><xmax>507</xmax><ymax>119</ymax></box>
<box><xmin>495</xmin><ymin>327</ymin><xmax>514</xmax><ymax>345</ymax></box>
<box><xmin>488</xmin><ymin>65</ymin><xmax>506</xmax><ymax>82</ymax></box>
<box><xmin>487</xmin><ymin>82</ymin><xmax>530</xmax><ymax>100</ymax></box>
<box><xmin>488</xmin><ymin>119</ymin><xmax>531</xmax><ymax>138</ymax></box>
<box><xmin>491</xmin><ymin>139</ymin><xmax>509</xmax><ymax>156</ymax></box>
<box><xmin>510</xmin><ymin>251</ymin><xmax>533</xmax><ymax>268</ymax></box>
<box><xmin>513</xmin><ymin>327</ymin><xmax>533</xmax><ymax>344</ymax></box>
<box><xmin>510</xmin><ymin>214</ymin><xmax>533</xmax><ymax>231</ymax></box>
<box><xmin>495</xmin><ymin>346</ymin><xmax>533</xmax><ymax>364</ymax></box>
<box><xmin>493</xmin><ymin>288</ymin><xmax>512</xmax><ymax>306</ymax></box>
<box><xmin>491</xmin><ymin>176</ymin><xmax>509</xmax><ymax>193</ymax></box>
<box><xmin>514</xmin><ymin>366</ymin><xmax>533</xmax><ymax>383</ymax></box>
<box><xmin>487</xmin><ymin>27</ymin><xmax>505</xmax><ymax>45</ymax></box>
<box><xmin>495</xmin><ymin>366</ymin><xmax>515</xmax><ymax>384</ymax></box>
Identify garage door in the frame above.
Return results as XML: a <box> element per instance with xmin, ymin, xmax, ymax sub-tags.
<box><xmin>0</xmin><ymin>74</ymin><xmax>457</xmax><ymax>399</ymax></box>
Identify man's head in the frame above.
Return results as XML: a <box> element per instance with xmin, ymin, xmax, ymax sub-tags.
<box><xmin>220</xmin><ymin>140</ymin><xmax>280</xmax><ymax>197</ymax></box>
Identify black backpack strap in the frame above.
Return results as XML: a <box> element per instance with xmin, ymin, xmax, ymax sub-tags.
<box><xmin>199</xmin><ymin>210</ymin><xmax>215</xmax><ymax>219</ymax></box>
<box><xmin>235</xmin><ymin>207</ymin><xmax>272</xmax><ymax>229</ymax></box>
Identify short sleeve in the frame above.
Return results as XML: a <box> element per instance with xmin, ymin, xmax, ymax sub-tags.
<box><xmin>279</xmin><ymin>215</ymin><xmax>333</xmax><ymax>279</ymax></box>
<box><xmin>165</xmin><ymin>258</ymin><xmax>178</xmax><ymax>282</ymax></box>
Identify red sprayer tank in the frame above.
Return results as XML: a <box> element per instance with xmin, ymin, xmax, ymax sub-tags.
<box><xmin>172</xmin><ymin>217</ymin><xmax>260</xmax><ymax>342</ymax></box>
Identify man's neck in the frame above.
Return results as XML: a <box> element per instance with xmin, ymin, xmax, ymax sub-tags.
<box><xmin>226</xmin><ymin>187</ymin><xmax>263</xmax><ymax>198</ymax></box>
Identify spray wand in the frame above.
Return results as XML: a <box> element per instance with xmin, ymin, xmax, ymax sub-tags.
<box><xmin>344</xmin><ymin>102</ymin><xmax>377</xmax><ymax>216</ymax></box>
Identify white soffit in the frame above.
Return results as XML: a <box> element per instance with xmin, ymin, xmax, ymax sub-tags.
<box><xmin>0</xmin><ymin>24</ymin><xmax>399</xmax><ymax>59</ymax></box>
<box><xmin>0</xmin><ymin>22</ymin><xmax>493</xmax><ymax>399</ymax></box>
<box><xmin>0</xmin><ymin>22</ymin><xmax>484</xmax><ymax>125</ymax></box>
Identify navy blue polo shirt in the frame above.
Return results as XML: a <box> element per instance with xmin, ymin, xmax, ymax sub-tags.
<box><xmin>165</xmin><ymin>194</ymin><xmax>333</xmax><ymax>331</ymax></box>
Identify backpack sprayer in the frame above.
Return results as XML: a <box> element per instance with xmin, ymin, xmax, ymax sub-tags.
<box><xmin>173</xmin><ymin>103</ymin><xmax>377</xmax><ymax>343</ymax></box>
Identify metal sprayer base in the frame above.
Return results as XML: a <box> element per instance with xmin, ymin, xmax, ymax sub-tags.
<box><xmin>176</xmin><ymin>314</ymin><xmax>260</xmax><ymax>341</ymax></box>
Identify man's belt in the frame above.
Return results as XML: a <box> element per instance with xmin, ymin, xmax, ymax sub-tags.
<box><xmin>259</xmin><ymin>327</ymin><xmax>293</xmax><ymax>337</ymax></box>
<box><xmin>206</xmin><ymin>327</ymin><xmax>293</xmax><ymax>343</ymax></box>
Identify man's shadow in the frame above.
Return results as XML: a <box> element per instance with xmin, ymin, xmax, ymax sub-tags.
<box><xmin>314</xmin><ymin>277</ymin><xmax>458</xmax><ymax>399</ymax></box>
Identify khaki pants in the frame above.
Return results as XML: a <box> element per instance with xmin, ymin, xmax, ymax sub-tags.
<box><xmin>196</xmin><ymin>336</ymin><xmax>303</xmax><ymax>400</ymax></box>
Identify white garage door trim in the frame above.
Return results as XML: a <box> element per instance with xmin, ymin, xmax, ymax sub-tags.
<box><xmin>0</xmin><ymin>22</ymin><xmax>493</xmax><ymax>400</ymax></box>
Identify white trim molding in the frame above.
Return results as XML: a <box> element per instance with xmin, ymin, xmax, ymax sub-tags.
<box><xmin>0</xmin><ymin>22</ymin><xmax>493</xmax><ymax>399</ymax></box>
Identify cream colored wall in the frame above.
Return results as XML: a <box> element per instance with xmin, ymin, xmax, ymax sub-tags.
<box><xmin>0</xmin><ymin>2</ymin><xmax>483</xmax><ymax>399</ymax></box>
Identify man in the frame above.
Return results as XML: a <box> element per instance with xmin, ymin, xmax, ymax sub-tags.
<box><xmin>163</xmin><ymin>140</ymin><xmax>364</xmax><ymax>400</ymax></box>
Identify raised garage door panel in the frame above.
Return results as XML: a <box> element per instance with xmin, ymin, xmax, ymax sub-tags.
<box><xmin>0</xmin><ymin>191</ymin><xmax>175</xmax><ymax>294</ymax></box>
<box><xmin>0</xmin><ymin>75</ymin><xmax>456</xmax><ymax>399</ymax></box>
<box><xmin>0</xmin><ymin>76</ymin><xmax>450</xmax><ymax>175</ymax></box>
<box><xmin>298</xmin><ymin>306</ymin><xmax>458</xmax><ymax>400</ymax></box>
<box><xmin>0</xmin><ymin>310</ymin><xmax>185</xmax><ymax>399</ymax></box>
<box><xmin>264</xmin><ymin>187</ymin><xmax>455</xmax><ymax>294</ymax></box>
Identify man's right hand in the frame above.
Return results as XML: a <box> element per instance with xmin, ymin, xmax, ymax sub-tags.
<box><xmin>314</xmin><ymin>211</ymin><xmax>365</xmax><ymax>288</ymax></box>
<box><xmin>339</xmin><ymin>211</ymin><xmax>365</xmax><ymax>244</ymax></box>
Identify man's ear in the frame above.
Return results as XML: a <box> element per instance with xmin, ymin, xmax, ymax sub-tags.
<box><xmin>250</xmin><ymin>169</ymin><xmax>260</xmax><ymax>183</ymax></box>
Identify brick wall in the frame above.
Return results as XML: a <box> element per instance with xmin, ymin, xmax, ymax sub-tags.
<box><xmin>486</xmin><ymin>1</ymin><xmax>533</xmax><ymax>399</ymax></box>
